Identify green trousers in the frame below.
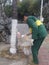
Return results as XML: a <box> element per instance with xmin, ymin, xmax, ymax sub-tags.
<box><xmin>31</xmin><ymin>37</ymin><xmax>45</xmax><ymax>64</ymax></box>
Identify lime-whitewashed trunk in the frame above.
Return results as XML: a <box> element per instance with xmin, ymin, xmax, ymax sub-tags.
<box><xmin>10</xmin><ymin>19</ymin><xmax>18</xmax><ymax>54</ymax></box>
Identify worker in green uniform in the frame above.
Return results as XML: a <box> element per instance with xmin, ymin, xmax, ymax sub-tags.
<box><xmin>23</xmin><ymin>14</ymin><xmax>47</xmax><ymax>65</ymax></box>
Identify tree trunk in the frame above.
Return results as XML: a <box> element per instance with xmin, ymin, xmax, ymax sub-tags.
<box><xmin>12</xmin><ymin>0</ymin><xmax>17</xmax><ymax>19</ymax></box>
<box><xmin>0</xmin><ymin>1</ymin><xmax>2</xmax><ymax>19</ymax></box>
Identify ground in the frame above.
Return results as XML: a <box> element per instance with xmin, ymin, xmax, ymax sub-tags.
<box><xmin>38</xmin><ymin>34</ymin><xmax>49</xmax><ymax>65</ymax></box>
<box><xmin>0</xmin><ymin>34</ymin><xmax>49</xmax><ymax>65</ymax></box>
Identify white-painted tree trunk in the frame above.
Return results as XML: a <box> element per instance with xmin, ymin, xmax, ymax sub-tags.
<box><xmin>10</xmin><ymin>19</ymin><xmax>18</xmax><ymax>54</ymax></box>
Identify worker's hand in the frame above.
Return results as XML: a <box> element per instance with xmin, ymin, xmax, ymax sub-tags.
<box><xmin>17</xmin><ymin>32</ymin><xmax>21</xmax><ymax>38</ymax></box>
<box><xmin>21</xmin><ymin>34</ymin><xmax>28</xmax><ymax>40</ymax></box>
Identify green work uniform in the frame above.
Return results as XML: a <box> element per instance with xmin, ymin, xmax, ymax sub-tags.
<box><xmin>27</xmin><ymin>16</ymin><xmax>47</xmax><ymax>64</ymax></box>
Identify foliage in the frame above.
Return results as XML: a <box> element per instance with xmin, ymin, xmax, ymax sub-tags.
<box><xmin>43</xmin><ymin>2</ymin><xmax>49</xmax><ymax>23</ymax></box>
<box><xmin>17</xmin><ymin>0</ymin><xmax>41</xmax><ymax>20</ymax></box>
<box><xmin>4</xmin><ymin>5</ymin><xmax>12</xmax><ymax>17</ymax></box>
<box><xmin>43</xmin><ymin>0</ymin><xmax>49</xmax><ymax>30</ymax></box>
<box><xmin>4</xmin><ymin>0</ymin><xmax>49</xmax><ymax>22</ymax></box>
<box><xmin>4</xmin><ymin>0</ymin><xmax>41</xmax><ymax>19</ymax></box>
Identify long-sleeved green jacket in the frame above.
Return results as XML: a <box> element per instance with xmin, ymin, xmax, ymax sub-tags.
<box><xmin>27</xmin><ymin>16</ymin><xmax>47</xmax><ymax>39</ymax></box>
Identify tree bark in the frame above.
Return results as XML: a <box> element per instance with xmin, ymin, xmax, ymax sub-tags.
<box><xmin>12</xmin><ymin>0</ymin><xmax>18</xmax><ymax>19</ymax></box>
